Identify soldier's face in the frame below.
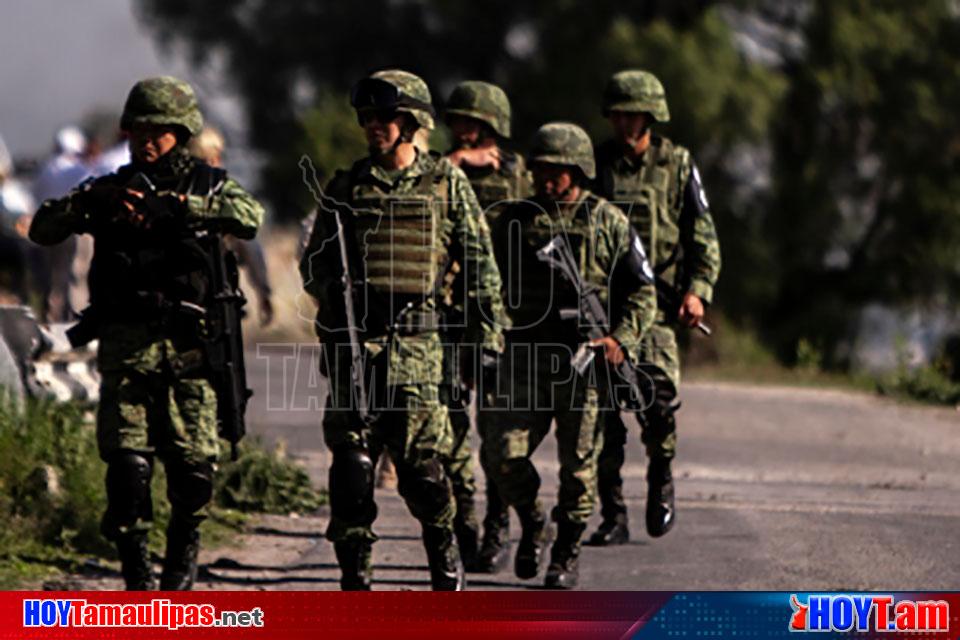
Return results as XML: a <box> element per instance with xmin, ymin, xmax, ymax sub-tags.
<box><xmin>359</xmin><ymin>109</ymin><xmax>404</xmax><ymax>155</ymax></box>
<box><xmin>608</xmin><ymin>111</ymin><xmax>650</xmax><ymax>147</ymax></box>
<box><xmin>447</xmin><ymin>115</ymin><xmax>483</xmax><ymax>148</ymax></box>
<box><xmin>128</xmin><ymin>123</ymin><xmax>179</xmax><ymax>163</ymax></box>
<box><xmin>532</xmin><ymin>163</ymin><xmax>577</xmax><ymax>201</ymax></box>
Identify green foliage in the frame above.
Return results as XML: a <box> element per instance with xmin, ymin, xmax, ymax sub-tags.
<box><xmin>215</xmin><ymin>439</ymin><xmax>326</xmax><ymax>515</ymax></box>
<box><xmin>768</xmin><ymin>0</ymin><xmax>960</xmax><ymax>360</ymax></box>
<box><xmin>0</xmin><ymin>396</ymin><xmax>323</xmax><ymax>587</ymax></box>
<box><xmin>134</xmin><ymin>0</ymin><xmax>960</xmax><ymax>376</ymax></box>
<box><xmin>877</xmin><ymin>341</ymin><xmax>960</xmax><ymax>406</ymax></box>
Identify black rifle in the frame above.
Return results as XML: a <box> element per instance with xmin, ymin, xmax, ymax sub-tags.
<box><xmin>299</xmin><ymin>157</ymin><xmax>375</xmax><ymax>424</ymax></box>
<box><xmin>68</xmin><ymin>172</ymin><xmax>253</xmax><ymax>459</ymax></box>
<box><xmin>196</xmin><ymin>232</ymin><xmax>252</xmax><ymax>461</ymax></box>
<box><xmin>536</xmin><ymin>234</ymin><xmax>677</xmax><ymax>412</ymax></box>
<box><xmin>126</xmin><ymin>172</ymin><xmax>254</xmax><ymax>459</ymax></box>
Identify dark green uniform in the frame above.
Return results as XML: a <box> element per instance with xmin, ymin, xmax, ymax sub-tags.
<box><xmin>441</xmin><ymin>80</ymin><xmax>532</xmax><ymax>572</ymax></box>
<box><xmin>483</xmin><ymin>121</ymin><xmax>657</xmax><ymax>589</ymax></box>
<box><xmin>591</xmin><ymin>69</ymin><xmax>722</xmax><ymax>544</ymax></box>
<box><xmin>29</xmin><ymin>76</ymin><xmax>264</xmax><ymax>591</ymax></box>
<box><xmin>300</xmin><ymin>70</ymin><xmax>503</xmax><ymax>591</ymax></box>
<box><xmin>442</xmin><ymin>152</ymin><xmax>532</xmax><ymax>570</ymax></box>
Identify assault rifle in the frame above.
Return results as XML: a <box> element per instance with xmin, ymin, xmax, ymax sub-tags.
<box><xmin>298</xmin><ymin>157</ymin><xmax>374</xmax><ymax>424</ymax></box>
<box><xmin>536</xmin><ymin>234</ymin><xmax>677</xmax><ymax>412</ymax></box>
<box><xmin>196</xmin><ymin>232</ymin><xmax>252</xmax><ymax>461</ymax></box>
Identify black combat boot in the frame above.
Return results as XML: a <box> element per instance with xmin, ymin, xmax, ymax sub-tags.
<box><xmin>160</xmin><ymin>518</ymin><xmax>201</xmax><ymax>591</ymax></box>
<box><xmin>646</xmin><ymin>457</ymin><xmax>675</xmax><ymax>537</ymax></box>
<box><xmin>334</xmin><ymin>540</ymin><xmax>373</xmax><ymax>591</ymax></box>
<box><xmin>422</xmin><ymin>525</ymin><xmax>465</xmax><ymax>591</ymax></box>
<box><xmin>474</xmin><ymin>502</ymin><xmax>510</xmax><ymax>573</ymax></box>
<box><xmin>586</xmin><ymin>514</ymin><xmax>630</xmax><ymax>546</ymax></box>
<box><xmin>453</xmin><ymin>494</ymin><xmax>481</xmax><ymax>571</ymax></box>
<box><xmin>586</xmin><ymin>481</ymin><xmax>630</xmax><ymax>546</ymax></box>
<box><xmin>544</xmin><ymin>519</ymin><xmax>586</xmax><ymax>590</ymax></box>
<box><xmin>116</xmin><ymin>532</ymin><xmax>156</xmax><ymax>591</ymax></box>
<box><xmin>514</xmin><ymin>503</ymin><xmax>547</xmax><ymax>580</ymax></box>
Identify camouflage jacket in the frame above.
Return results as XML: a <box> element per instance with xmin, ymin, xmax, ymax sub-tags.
<box><xmin>29</xmin><ymin>147</ymin><xmax>264</xmax><ymax>371</ymax></box>
<box><xmin>595</xmin><ymin>135</ymin><xmax>721</xmax><ymax>307</ymax></box>
<box><xmin>299</xmin><ymin>150</ymin><xmax>503</xmax><ymax>386</ymax></box>
<box><xmin>490</xmin><ymin>189</ymin><xmax>656</xmax><ymax>354</ymax></box>
<box><xmin>456</xmin><ymin>148</ymin><xmax>533</xmax><ymax>222</ymax></box>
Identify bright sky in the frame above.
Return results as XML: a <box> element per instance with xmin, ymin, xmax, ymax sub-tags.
<box><xmin>0</xmin><ymin>0</ymin><xmax>194</xmax><ymax>158</ymax></box>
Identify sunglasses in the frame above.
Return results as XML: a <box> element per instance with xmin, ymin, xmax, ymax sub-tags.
<box><xmin>357</xmin><ymin>109</ymin><xmax>402</xmax><ymax>126</ymax></box>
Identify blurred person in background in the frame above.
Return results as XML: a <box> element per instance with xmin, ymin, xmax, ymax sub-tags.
<box><xmin>0</xmin><ymin>134</ymin><xmax>38</xmax><ymax>303</ymax></box>
<box><xmin>189</xmin><ymin>126</ymin><xmax>274</xmax><ymax>327</ymax></box>
<box><xmin>32</xmin><ymin>126</ymin><xmax>92</xmax><ymax>321</ymax></box>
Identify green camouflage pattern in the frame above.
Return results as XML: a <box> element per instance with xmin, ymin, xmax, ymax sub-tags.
<box><xmin>460</xmin><ymin>151</ymin><xmax>534</xmax><ymax>222</ymax></box>
<box><xmin>120</xmin><ymin>76</ymin><xmax>204</xmax><ymax>136</ymax></box>
<box><xmin>595</xmin><ymin>135</ymin><xmax>721</xmax><ymax>307</ymax></box>
<box><xmin>98</xmin><ymin>370</ymin><xmax>219</xmax><ymax>464</ymax></box>
<box><xmin>482</xmin><ymin>191</ymin><xmax>657</xmax><ymax>524</ymax></box>
<box><xmin>529</xmin><ymin>122</ymin><xmax>596</xmax><ymax>180</ymax></box>
<box><xmin>445</xmin><ymin>81</ymin><xmax>512</xmax><ymax>138</ymax></box>
<box><xmin>349</xmin><ymin>164</ymin><xmax>449</xmax><ymax>299</ymax></box>
<box><xmin>322</xmin><ymin>376</ymin><xmax>455</xmax><ymax>542</ymax></box>
<box><xmin>370</xmin><ymin>69</ymin><xmax>435</xmax><ymax>130</ymax></box>
<box><xmin>595</xmin><ymin>132</ymin><xmax>721</xmax><ymax>462</ymax></box>
<box><xmin>490</xmin><ymin>190</ymin><xmax>656</xmax><ymax>354</ymax></box>
<box><xmin>483</xmin><ymin>345</ymin><xmax>604</xmax><ymax>525</ymax></box>
<box><xmin>301</xmin><ymin>149</ymin><xmax>504</xmax><ymax>377</ymax></box>
<box><xmin>602</xmin><ymin>69</ymin><xmax>670</xmax><ymax>123</ymax></box>
<box><xmin>30</xmin><ymin>148</ymin><xmax>264</xmax><ymax>465</ymax></box>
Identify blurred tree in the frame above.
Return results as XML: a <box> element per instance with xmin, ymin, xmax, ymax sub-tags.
<box><xmin>768</xmin><ymin>0</ymin><xmax>960</xmax><ymax>364</ymax></box>
<box><xmin>134</xmin><ymin>0</ymin><xmax>775</xmax><ymax>221</ymax></box>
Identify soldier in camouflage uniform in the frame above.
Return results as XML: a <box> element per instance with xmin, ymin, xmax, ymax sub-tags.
<box><xmin>29</xmin><ymin>77</ymin><xmax>264</xmax><ymax>590</ymax></box>
<box><xmin>587</xmin><ymin>70</ymin><xmax>721</xmax><ymax>546</ymax></box>
<box><xmin>299</xmin><ymin>70</ymin><xmax>503</xmax><ymax>591</ymax></box>
<box><xmin>442</xmin><ymin>80</ymin><xmax>532</xmax><ymax>573</ymax></box>
<box><xmin>485</xmin><ymin>122</ymin><xmax>657</xmax><ymax>588</ymax></box>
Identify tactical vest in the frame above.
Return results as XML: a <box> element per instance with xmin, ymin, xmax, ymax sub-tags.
<box><xmin>89</xmin><ymin>162</ymin><xmax>227</xmax><ymax>320</ymax></box>
<box><xmin>498</xmin><ymin>192</ymin><xmax>604</xmax><ymax>338</ymax></box>
<box><xmin>463</xmin><ymin>150</ymin><xmax>529</xmax><ymax>222</ymax></box>
<box><xmin>348</xmin><ymin>160</ymin><xmax>451</xmax><ymax>302</ymax></box>
<box><xmin>598</xmin><ymin>136</ymin><xmax>690</xmax><ymax>288</ymax></box>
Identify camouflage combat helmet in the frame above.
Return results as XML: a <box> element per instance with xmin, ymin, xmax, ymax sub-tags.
<box><xmin>602</xmin><ymin>70</ymin><xmax>670</xmax><ymax>123</ymax></box>
<box><xmin>529</xmin><ymin>122</ymin><xmax>595</xmax><ymax>180</ymax></box>
<box><xmin>351</xmin><ymin>69</ymin><xmax>436</xmax><ymax>130</ymax></box>
<box><xmin>120</xmin><ymin>76</ymin><xmax>203</xmax><ymax>136</ymax></box>
<box><xmin>445</xmin><ymin>81</ymin><xmax>511</xmax><ymax>138</ymax></box>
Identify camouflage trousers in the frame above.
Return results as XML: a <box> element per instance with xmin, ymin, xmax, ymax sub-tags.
<box><xmin>323</xmin><ymin>373</ymin><xmax>456</xmax><ymax>544</ymax></box>
<box><xmin>597</xmin><ymin>322</ymin><xmax>680</xmax><ymax>521</ymax></box>
<box><xmin>97</xmin><ymin>368</ymin><xmax>220</xmax><ymax>466</ymax></box>
<box><xmin>440</xmin><ymin>383</ymin><xmax>476</xmax><ymax>513</ymax></box>
<box><xmin>482</xmin><ymin>344</ymin><xmax>605</xmax><ymax>525</ymax></box>
<box><xmin>97</xmin><ymin>365</ymin><xmax>219</xmax><ymax>538</ymax></box>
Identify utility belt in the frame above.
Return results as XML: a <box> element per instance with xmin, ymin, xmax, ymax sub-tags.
<box><xmin>67</xmin><ymin>292</ymin><xmax>206</xmax><ymax>348</ymax></box>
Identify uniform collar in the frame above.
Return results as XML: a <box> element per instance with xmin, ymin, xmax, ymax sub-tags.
<box><xmin>358</xmin><ymin>148</ymin><xmax>435</xmax><ymax>187</ymax></box>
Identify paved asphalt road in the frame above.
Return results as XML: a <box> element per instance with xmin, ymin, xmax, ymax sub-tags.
<box><xmin>52</xmin><ymin>345</ymin><xmax>959</xmax><ymax>591</ymax></box>
<box><xmin>200</xmin><ymin>345</ymin><xmax>960</xmax><ymax>591</ymax></box>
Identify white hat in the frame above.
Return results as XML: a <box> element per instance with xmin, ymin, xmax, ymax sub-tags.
<box><xmin>55</xmin><ymin>126</ymin><xmax>87</xmax><ymax>156</ymax></box>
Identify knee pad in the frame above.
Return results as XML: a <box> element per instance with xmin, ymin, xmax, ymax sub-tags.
<box><xmin>640</xmin><ymin>400</ymin><xmax>678</xmax><ymax>445</ymax></box>
<box><xmin>166</xmin><ymin>461</ymin><xmax>214</xmax><ymax>518</ymax></box>
<box><xmin>397</xmin><ymin>456</ymin><xmax>452</xmax><ymax>522</ymax></box>
<box><xmin>102</xmin><ymin>451</ymin><xmax>154</xmax><ymax>540</ymax></box>
<box><xmin>329</xmin><ymin>447</ymin><xmax>374</xmax><ymax>523</ymax></box>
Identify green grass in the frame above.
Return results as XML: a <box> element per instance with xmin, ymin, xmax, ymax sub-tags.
<box><xmin>685</xmin><ymin>316</ymin><xmax>958</xmax><ymax>404</ymax></box>
<box><xmin>0</xmin><ymin>397</ymin><xmax>324</xmax><ymax>589</ymax></box>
